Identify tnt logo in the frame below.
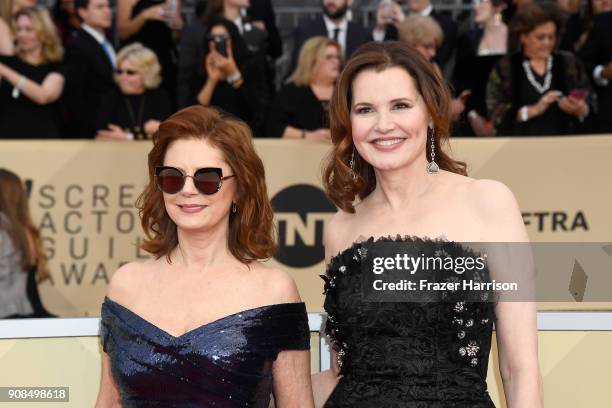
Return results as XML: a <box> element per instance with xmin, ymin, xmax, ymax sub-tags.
<box><xmin>271</xmin><ymin>184</ymin><xmax>336</xmax><ymax>267</ymax></box>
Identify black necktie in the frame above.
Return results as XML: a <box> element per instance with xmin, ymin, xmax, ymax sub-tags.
<box><xmin>332</xmin><ymin>28</ymin><xmax>340</xmax><ymax>42</ymax></box>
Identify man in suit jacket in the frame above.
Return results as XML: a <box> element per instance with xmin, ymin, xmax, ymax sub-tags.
<box><xmin>247</xmin><ymin>0</ymin><xmax>283</xmax><ymax>60</ymax></box>
<box><xmin>288</xmin><ymin>0</ymin><xmax>372</xmax><ymax>75</ymax></box>
<box><xmin>63</xmin><ymin>0</ymin><xmax>117</xmax><ymax>138</ymax></box>
<box><xmin>580</xmin><ymin>10</ymin><xmax>612</xmax><ymax>133</ymax></box>
<box><xmin>372</xmin><ymin>0</ymin><xmax>457</xmax><ymax>72</ymax></box>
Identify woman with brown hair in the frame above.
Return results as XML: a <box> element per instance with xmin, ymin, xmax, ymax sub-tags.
<box><xmin>487</xmin><ymin>1</ymin><xmax>593</xmax><ymax>136</ymax></box>
<box><xmin>0</xmin><ymin>168</ymin><xmax>51</xmax><ymax>318</ymax></box>
<box><xmin>96</xmin><ymin>106</ymin><xmax>314</xmax><ymax>407</ymax></box>
<box><xmin>311</xmin><ymin>42</ymin><xmax>542</xmax><ymax>407</ymax></box>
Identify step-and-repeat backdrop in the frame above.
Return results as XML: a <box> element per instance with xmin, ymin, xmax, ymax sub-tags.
<box><xmin>0</xmin><ymin>136</ymin><xmax>611</xmax><ymax>316</ymax></box>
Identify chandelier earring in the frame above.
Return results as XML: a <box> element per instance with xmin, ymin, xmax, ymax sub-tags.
<box><xmin>426</xmin><ymin>126</ymin><xmax>439</xmax><ymax>174</ymax></box>
<box><xmin>348</xmin><ymin>148</ymin><xmax>357</xmax><ymax>181</ymax></box>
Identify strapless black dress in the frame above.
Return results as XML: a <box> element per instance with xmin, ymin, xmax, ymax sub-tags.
<box><xmin>322</xmin><ymin>236</ymin><xmax>497</xmax><ymax>408</ymax></box>
<box><xmin>100</xmin><ymin>297</ymin><xmax>309</xmax><ymax>407</ymax></box>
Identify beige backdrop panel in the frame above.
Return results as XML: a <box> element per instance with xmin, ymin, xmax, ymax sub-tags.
<box><xmin>0</xmin><ymin>137</ymin><xmax>610</xmax><ymax>316</ymax></box>
<box><xmin>0</xmin><ymin>331</ymin><xmax>610</xmax><ymax>406</ymax></box>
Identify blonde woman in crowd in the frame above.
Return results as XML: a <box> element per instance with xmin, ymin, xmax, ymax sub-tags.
<box><xmin>95</xmin><ymin>42</ymin><xmax>172</xmax><ymax>141</ymax></box>
<box><xmin>0</xmin><ymin>0</ymin><xmax>38</xmax><ymax>54</ymax></box>
<box><xmin>0</xmin><ymin>6</ymin><xmax>65</xmax><ymax>138</ymax></box>
<box><xmin>266</xmin><ymin>36</ymin><xmax>341</xmax><ymax>141</ymax></box>
<box><xmin>399</xmin><ymin>14</ymin><xmax>468</xmax><ymax>122</ymax></box>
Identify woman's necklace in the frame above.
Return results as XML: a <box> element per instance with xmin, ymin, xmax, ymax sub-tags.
<box><xmin>124</xmin><ymin>93</ymin><xmax>147</xmax><ymax>140</ymax></box>
<box><xmin>522</xmin><ymin>56</ymin><xmax>553</xmax><ymax>94</ymax></box>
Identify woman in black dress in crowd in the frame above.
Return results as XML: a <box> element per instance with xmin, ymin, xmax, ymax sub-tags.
<box><xmin>266</xmin><ymin>36</ymin><xmax>340</xmax><ymax>141</ymax></box>
<box><xmin>487</xmin><ymin>1</ymin><xmax>593</xmax><ymax>136</ymax></box>
<box><xmin>95</xmin><ymin>43</ymin><xmax>172</xmax><ymax>141</ymax></box>
<box><xmin>197</xmin><ymin>17</ymin><xmax>268</xmax><ymax>135</ymax></box>
<box><xmin>0</xmin><ymin>6</ymin><xmax>64</xmax><ymax>139</ymax></box>
<box><xmin>116</xmin><ymin>0</ymin><xmax>182</xmax><ymax>103</ymax></box>
<box><xmin>453</xmin><ymin>0</ymin><xmax>508</xmax><ymax>136</ymax></box>
<box><xmin>95</xmin><ymin>106</ymin><xmax>313</xmax><ymax>407</ymax></box>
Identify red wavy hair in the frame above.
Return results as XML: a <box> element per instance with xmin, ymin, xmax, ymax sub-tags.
<box><xmin>136</xmin><ymin>106</ymin><xmax>276</xmax><ymax>263</ymax></box>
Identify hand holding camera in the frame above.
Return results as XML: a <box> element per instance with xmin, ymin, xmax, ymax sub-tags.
<box><xmin>376</xmin><ymin>0</ymin><xmax>405</xmax><ymax>30</ymax></box>
<box><xmin>205</xmin><ymin>34</ymin><xmax>240</xmax><ymax>85</ymax></box>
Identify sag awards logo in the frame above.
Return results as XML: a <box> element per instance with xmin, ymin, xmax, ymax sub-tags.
<box><xmin>271</xmin><ymin>184</ymin><xmax>337</xmax><ymax>268</ymax></box>
<box><xmin>25</xmin><ymin>178</ymin><xmax>149</xmax><ymax>287</ymax></box>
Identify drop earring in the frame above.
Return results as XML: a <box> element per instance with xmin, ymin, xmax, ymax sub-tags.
<box><xmin>426</xmin><ymin>126</ymin><xmax>439</xmax><ymax>174</ymax></box>
<box><xmin>349</xmin><ymin>149</ymin><xmax>357</xmax><ymax>181</ymax></box>
<box><xmin>493</xmin><ymin>11</ymin><xmax>502</xmax><ymax>26</ymax></box>
<box><xmin>231</xmin><ymin>202</ymin><xmax>237</xmax><ymax>213</ymax></box>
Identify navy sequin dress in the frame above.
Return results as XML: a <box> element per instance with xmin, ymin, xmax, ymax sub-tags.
<box><xmin>100</xmin><ymin>297</ymin><xmax>309</xmax><ymax>407</ymax></box>
<box><xmin>322</xmin><ymin>237</ymin><xmax>497</xmax><ymax>408</ymax></box>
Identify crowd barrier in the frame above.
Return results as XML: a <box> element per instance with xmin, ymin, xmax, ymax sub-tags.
<box><xmin>0</xmin><ymin>312</ymin><xmax>611</xmax><ymax>407</ymax></box>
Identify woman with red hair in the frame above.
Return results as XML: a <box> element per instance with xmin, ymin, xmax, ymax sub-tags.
<box><xmin>96</xmin><ymin>106</ymin><xmax>314</xmax><ymax>407</ymax></box>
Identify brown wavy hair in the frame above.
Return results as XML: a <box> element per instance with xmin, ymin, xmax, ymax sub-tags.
<box><xmin>0</xmin><ymin>168</ymin><xmax>49</xmax><ymax>281</ymax></box>
<box><xmin>136</xmin><ymin>106</ymin><xmax>276</xmax><ymax>264</ymax></box>
<box><xmin>323</xmin><ymin>41</ymin><xmax>467</xmax><ymax>213</ymax></box>
<box><xmin>508</xmin><ymin>1</ymin><xmax>563</xmax><ymax>53</ymax></box>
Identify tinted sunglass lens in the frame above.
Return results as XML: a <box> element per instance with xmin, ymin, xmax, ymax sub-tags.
<box><xmin>157</xmin><ymin>168</ymin><xmax>184</xmax><ymax>194</ymax></box>
<box><xmin>194</xmin><ymin>170</ymin><xmax>221</xmax><ymax>195</ymax></box>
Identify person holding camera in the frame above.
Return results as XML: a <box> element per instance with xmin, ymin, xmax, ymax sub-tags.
<box><xmin>196</xmin><ymin>17</ymin><xmax>267</xmax><ymax>135</ymax></box>
<box><xmin>372</xmin><ymin>0</ymin><xmax>457</xmax><ymax>72</ymax></box>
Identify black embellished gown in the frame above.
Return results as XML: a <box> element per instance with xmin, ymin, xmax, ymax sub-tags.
<box><xmin>100</xmin><ymin>297</ymin><xmax>309</xmax><ymax>407</ymax></box>
<box><xmin>322</xmin><ymin>237</ymin><xmax>497</xmax><ymax>407</ymax></box>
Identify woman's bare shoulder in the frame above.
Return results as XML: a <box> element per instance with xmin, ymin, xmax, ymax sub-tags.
<box><xmin>107</xmin><ymin>258</ymin><xmax>159</xmax><ymax>304</ymax></box>
<box><xmin>466</xmin><ymin>178</ymin><xmax>519</xmax><ymax>212</ymax></box>
<box><xmin>464</xmin><ymin>178</ymin><xmax>527</xmax><ymax>241</ymax></box>
<box><xmin>246</xmin><ymin>261</ymin><xmax>302</xmax><ymax>304</ymax></box>
<box><xmin>324</xmin><ymin>208</ymin><xmax>359</xmax><ymax>261</ymax></box>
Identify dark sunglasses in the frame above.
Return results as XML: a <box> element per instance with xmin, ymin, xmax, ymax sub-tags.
<box><xmin>155</xmin><ymin>166</ymin><xmax>235</xmax><ymax>195</ymax></box>
<box><xmin>115</xmin><ymin>69</ymin><xmax>138</xmax><ymax>76</ymax></box>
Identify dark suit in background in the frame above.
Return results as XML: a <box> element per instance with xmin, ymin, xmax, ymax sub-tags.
<box><xmin>247</xmin><ymin>0</ymin><xmax>282</xmax><ymax>60</ymax></box>
<box><xmin>579</xmin><ymin>11</ymin><xmax>612</xmax><ymax>133</ymax></box>
<box><xmin>288</xmin><ymin>15</ymin><xmax>371</xmax><ymax>76</ymax></box>
<box><xmin>177</xmin><ymin>19</ymin><xmax>206</xmax><ymax>109</ymax></box>
<box><xmin>62</xmin><ymin>28</ymin><xmax>116</xmax><ymax>138</ymax></box>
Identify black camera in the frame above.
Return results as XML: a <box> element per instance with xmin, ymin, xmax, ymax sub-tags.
<box><xmin>206</xmin><ymin>33</ymin><xmax>230</xmax><ymax>57</ymax></box>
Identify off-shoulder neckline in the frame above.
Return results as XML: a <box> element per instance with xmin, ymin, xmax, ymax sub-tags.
<box><xmin>102</xmin><ymin>296</ymin><xmax>305</xmax><ymax>340</ymax></box>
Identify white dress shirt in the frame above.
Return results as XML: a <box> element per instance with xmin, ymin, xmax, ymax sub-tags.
<box><xmin>323</xmin><ymin>15</ymin><xmax>349</xmax><ymax>56</ymax></box>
